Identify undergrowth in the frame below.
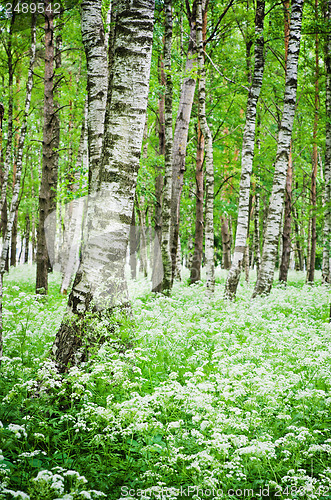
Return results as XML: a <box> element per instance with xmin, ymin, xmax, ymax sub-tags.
<box><xmin>0</xmin><ymin>265</ymin><xmax>330</xmax><ymax>499</ymax></box>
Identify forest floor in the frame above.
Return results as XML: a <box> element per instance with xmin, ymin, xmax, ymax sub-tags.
<box><xmin>0</xmin><ymin>266</ymin><xmax>331</xmax><ymax>500</ymax></box>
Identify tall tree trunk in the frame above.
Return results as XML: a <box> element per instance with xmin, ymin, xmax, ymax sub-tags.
<box><xmin>0</xmin><ymin>16</ymin><xmax>36</xmax><ymax>364</ymax></box>
<box><xmin>224</xmin><ymin>0</ymin><xmax>265</xmax><ymax>300</ymax></box>
<box><xmin>0</xmin><ymin>15</ymin><xmax>14</xmax><ymax>218</ymax></box>
<box><xmin>152</xmin><ymin>55</ymin><xmax>165</xmax><ymax>293</ymax></box>
<box><xmin>253</xmin><ymin>0</ymin><xmax>304</xmax><ymax>297</ymax></box>
<box><xmin>279</xmin><ymin>0</ymin><xmax>293</xmax><ymax>284</ymax></box>
<box><xmin>161</xmin><ymin>0</ymin><xmax>173</xmax><ymax>292</ymax></box>
<box><xmin>81</xmin><ymin>0</ymin><xmax>108</xmax><ymax>192</ymax></box>
<box><xmin>53</xmin><ymin>0</ymin><xmax>154</xmax><ymax>372</ymax></box>
<box><xmin>197</xmin><ymin>0</ymin><xmax>214</xmax><ymax>294</ymax></box>
<box><xmin>279</xmin><ymin>147</ymin><xmax>293</xmax><ymax>282</ymax></box>
<box><xmin>307</xmin><ymin>1</ymin><xmax>319</xmax><ymax>283</ymax></box>
<box><xmin>170</xmin><ymin>0</ymin><xmax>197</xmax><ymax>281</ymax></box>
<box><xmin>36</xmin><ymin>2</ymin><xmax>55</xmax><ymax>294</ymax></box>
<box><xmin>322</xmin><ymin>0</ymin><xmax>331</xmax><ymax>283</ymax></box>
<box><xmin>190</xmin><ymin>122</ymin><xmax>204</xmax><ymax>283</ymax></box>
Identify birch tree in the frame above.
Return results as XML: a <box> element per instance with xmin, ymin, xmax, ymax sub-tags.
<box><xmin>161</xmin><ymin>0</ymin><xmax>173</xmax><ymax>292</ymax></box>
<box><xmin>81</xmin><ymin>0</ymin><xmax>108</xmax><ymax>192</ymax></box>
<box><xmin>196</xmin><ymin>0</ymin><xmax>214</xmax><ymax>294</ymax></box>
<box><xmin>253</xmin><ymin>0</ymin><xmax>304</xmax><ymax>297</ymax></box>
<box><xmin>53</xmin><ymin>0</ymin><xmax>155</xmax><ymax>372</ymax></box>
<box><xmin>170</xmin><ymin>0</ymin><xmax>197</xmax><ymax>281</ymax></box>
<box><xmin>322</xmin><ymin>0</ymin><xmax>331</xmax><ymax>284</ymax></box>
<box><xmin>224</xmin><ymin>0</ymin><xmax>265</xmax><ymax>300</ymax></box>
<box><xmin>0</xmin><ymin>16</ymin><xmax>36</xmax><ymax>363</ymax></box>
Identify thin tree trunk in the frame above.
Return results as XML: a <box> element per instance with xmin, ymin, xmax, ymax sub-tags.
<box><xmin>161</xmin><ymin>0</ymin><xmax>173</xmax><ymax>292</ymax></box>
<box><xmin>0</xmin><ymin>16</ymin><xmax>36</xmax><ymax>364</ymax></box>
<box><xmin>136</xmin><ymin>194</ymin><xmax>148</xmax><ymax>278</ymax></box>
<box><xmin>221</xmin><ymin>216</ymin><xmax>231</xmax><ymax>269</ymax></box>
<box><xmin>0</xmin><ymin>15</ymin><xmax>14</xmax><ymax>217</ymax></box>
<box><xmin>190</xmin><ymin>122</ymin><xmax>204</xmax><ymax>283</ymax></box>
<box><xmin>10</xmin><ymin>210</ymin><xmax>17</xmax><ymax>267</ymax></box>
<box><xmin>279</xmin><ymin>0</ymin><xmax>292</xmax><ymax>284</ymax></box>
<box><xmin>279</xmin><ymin>147</ymin><xmax>293</xmax><ymax>282</ymax></box>
<box><xmin>53</xmin><ymin>0</ymin><xmax>154</xmax><ymax>372</ymax></box>
<box><xmin>322</xmin><ymin>0</ymin><xmax>331</xmax><ymax>283</ymax></box>
<box><xmin>224</xmin><ymin>0</ymin><xmax>265</xmax><ymax>299</ymax></box>
<box><xmin>170</xmin><ymin>0</ymin><xmax>197</xmax><ymax>281</ymax></box>
<box><xmin>36</xmin><ymin>2</ymin><xmax>56</xmax><ymax>294</ymax></box>
<box><xmin>197</xmin><ymin>0</ymin><xmax>214</xmax><ymax>294</ymax></box>
<box><xmin>253</xmin><ymin>0</ymin><xmax>304</xmax><ymax>297</ymax></box>
<box><xmin>60</xmin><ymin>105</ymin><xmax>88</xmax><ymax>294</ymax></box>
<box><xmin>129</xmin><ymin>208</ymin><xmax>137</xmax><ymax>279</ymax></box>
<box><xmin>152</xmin><ymin>56</ymin><xmax>165</xmax><ymax>293</ymax></box>
<box><xmin>24</xmin><ymin>214</ymin><xmax>30</xmax><ymax>264</ymax></box>
<box><xmin>307</xmin><ymin>2</ymin><xmax>319</xmax><ymax>283</ymax></box>
<box><xmin>254</xmin><ymin>191</ymin><xmax>261</xmax><ymax>273</ymax></box>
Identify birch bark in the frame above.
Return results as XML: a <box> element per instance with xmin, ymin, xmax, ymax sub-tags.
<box><xmin>53</xmin><ymin>0</ymin><xmax>154</xmax><ymax>372</ymax></box>
<box><xmin>0</xmin><ymin>17</ymin><xmax>36</xmax><ymax>363</ymax></box>
<box><xmin>190</xmin><ymin>122</ymin><xmax>204</xmax><ymax>283</ymax></box>
<box><xmin>322</xmin><ymin>0</ymin><xmax>331</xmax><ymax>283</ymax></box>
<box><xmin>224</xmin><ymin>0</ymin><xmax>265</xmax><ymax>300</ymax></box>
<box><xmin>253</xmin><ymin>0</ymin><xmax>304</xmax><ymax>297</ymax></box>
<box><xmin>161</xmin><ymin>0</ymin><xmax>174</xmax><ymax>292</ymax></box>
<box><xmin>81</xmin><ymin>0</ymin><xmax>108</xmax><ymax>192</ymax></box>
<box><xmin>196</xmin><ymin>0</ymin><xmax>214</xmax><ymax>294</ymax></box>
<box><xmin>170</xmin><ymin>0</ymin><xmax>197</xmax><ymax>281</ymax></box>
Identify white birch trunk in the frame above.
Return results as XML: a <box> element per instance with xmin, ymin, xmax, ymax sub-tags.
<box><xmin>0</xmin><ymin>18</ymin><xmax>36</xmax><ymax>363</ymax></box>
<box><xmin>161</xmin><ymin>0</ymin><xmax>173</xmax><ymax>292</ymax></box>
<box><xmin>224</xmin><ymin>0</ymin><xmax>265</xmax><ymax>299</ymax></box>
<box><xmin>196</xmin><ymin>0</ymin><xmax>214</xmax><ymax>295</ymax></box>
<box><xmin>322</xmin><ymin>0</ymin><xmax>331</xmax><ymax>284</ymax></box>
<box><xmin>253</xmin><ymin>0</ymin><xmax>304</xmax><ymax>297</ymax></box>
<box><xmin>53</xmin><ymin>0</ymin><xmax>155</xmax><ymax>372</ymax></box>
<box><xmin>81</xmin><ymin>0</ymin><xmax>108</xmax><ymax>192</ymax></box>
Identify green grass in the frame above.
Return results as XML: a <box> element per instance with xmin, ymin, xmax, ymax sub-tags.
<box><xmin>0</xmin><ymin>265</ymin><xmax>331</xmax><ymax>499</ymax></box>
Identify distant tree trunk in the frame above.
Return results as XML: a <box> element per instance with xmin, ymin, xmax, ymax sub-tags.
<box><xmin>53</xmin><ymin>0</ymin><xmax>154</xmax><ymax>372</ymax></box>
<box><xmin>129</xmin><ymin>208</ymin><xmax>137</xmax><ymax>279</ymax></box>
<box><xmin>322</xmin><ymin>0</ymin><xmax>331</xmax><ymax>283</ymax></box>
<box><xmin>307</xmin><ymin>2</ymin><xmax>319</xmax><ymax>283</ymax></box>
<box><xmin>253</xmin><ymin>0</ymin><xmax>304</xmax><ymax>297</ymax></box>
<box><xmin>0</xmin><ymin>15</ymin><xmax>14</xmax><ymax>218</ymax></box>
<box><xmin>224</xmin><ymin>0</ymin><xmax>265</xmax><ymax>300</ymax></box>
<box><xmin>170</xmin><ymin>0</ymin><xmax>197</xmax><ymax>281</ymax></box>
<box><xmin>36</xmin><ymin>2</ymin><xmax>56</xmax><ymax>294</ymax></box>
<box><xmin>136</xmin><ymin>194</ymin><xmax>148</xmax><ymax>278</ymax></box>
<box><xmin>197</xmin><ymin>0</ymin><xmax>214</xmax><ymax>294</ymax></box>
<box><xmin>221</xmin><ymin>216</ymin><xmax>231</xmax><ymax>269</ymax></box>
<box><xmin>279</xmin><ymin>148</ymin><xmax>293</xmax><ymax>282</ymax></box>
<box><xmin>60</xmin><ymin>106</ymin><xmax>88</xmax><ymax>294</ymax></box>
<box><xmin>0</xmin><ymin>16</ymin><xmax>36</xmax><ymax>364</ymax></box>
<box><xmin>161</xmin><ymin>0</ymin><xmax>173</xmax><ymax>292</ymax></box>
<box><xmin>190</xmin><ymin>122</ymin><xmax>204</xmax><ymax>283</ymax></box>
<box><xmin>24</xmin><ymin>214</ymin><xmax>30</xmax><ymax>264</ymax></box>
<box><xmin>279</xmin><ymin>0</ymin><xmax>292</xmax><ymax>284</ymax></box>
<box><xmin>10</xmin><ymin>210</ymin><xmax>17</xmax><ymax>267</ymax></box>
<box><xmin>152</xmin><ymin>55</ymin><xmax>165</xmax><ymax>293</ymax></box>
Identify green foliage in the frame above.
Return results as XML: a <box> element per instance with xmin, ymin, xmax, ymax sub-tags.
<box><xmin>1</xmin><ymin>267</ymin><xmax>331</xmax><ymax>498</ymax></box>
